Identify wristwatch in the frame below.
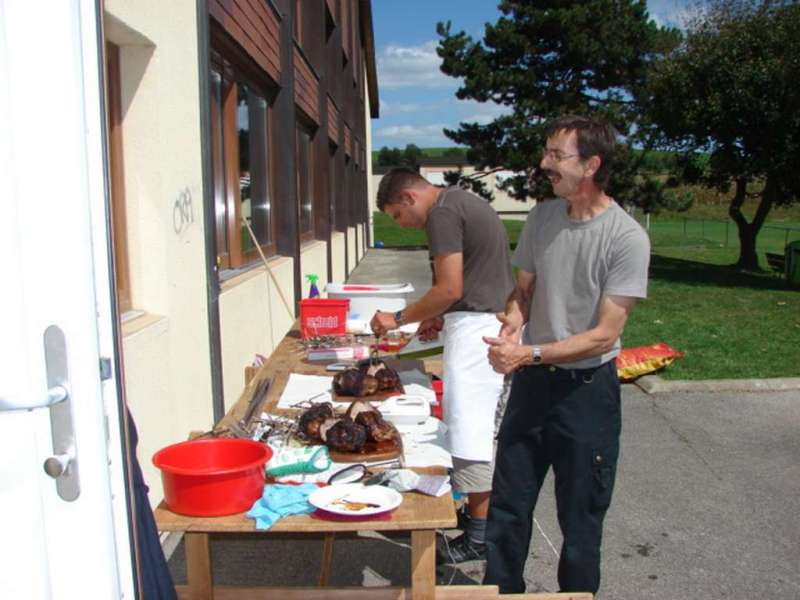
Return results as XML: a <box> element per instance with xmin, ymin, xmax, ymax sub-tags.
<box><xmin>531</xmin><ymin>346</ymin><xmax>543</xmax><ymax>365</ymax></box>
<box><xmin>394</xmin><ymin>309</ymin><xmax>405</xmax><ymax>326</ymax></box>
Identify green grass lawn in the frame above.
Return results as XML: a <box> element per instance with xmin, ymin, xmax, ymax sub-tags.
<box><xmin>373</xmin><ymin>211</ymin><xmax>526</xmax><ymax>247</ymax></box>
<box><xmin>373</xmin><ymin>211</ymin><xmax>800</xmax><ymax>380</ymax></box>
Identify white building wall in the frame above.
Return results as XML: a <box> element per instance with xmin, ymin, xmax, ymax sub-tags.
<box><xmin>330</xmin><ymin>231</ymin><xmax>347</xmax><ymax>285</ymax></box>
<box><xmin>105</xmin><ymin>1</ymin><xmax>214</xmax><ymax>508</ymax></box>
<box><xmin>300</xmin><ymin>240</ymin><xmax>330</xmax><ymax>297</ymax></box>
<box><xmin>347</xmin><ymin>227</ymin><xmax>358</xmax><ymax>275</ymax></box>
<box><xmin>218</xmin><ymin>257</ymin><xmax>295</xmax><ymax>413</ymax></box>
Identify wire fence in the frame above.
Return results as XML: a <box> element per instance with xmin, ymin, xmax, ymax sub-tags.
<box><xmin>634</xmin><ymin>215</ymin><xmax>800</xmax><ymax>258</ymax></box>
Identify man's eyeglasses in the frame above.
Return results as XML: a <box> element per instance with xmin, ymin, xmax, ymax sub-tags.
<box><xmin>542</xmin><ymin>148</ymin><xmax>580</xmax><ymax>162</ymax></box>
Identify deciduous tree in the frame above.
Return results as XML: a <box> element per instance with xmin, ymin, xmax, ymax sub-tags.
<box><xmin>645</xmin><ymin>0</ymin><xmax>800</xmax><ymax>270</ymax></box>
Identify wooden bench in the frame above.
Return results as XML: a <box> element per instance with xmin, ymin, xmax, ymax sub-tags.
<box><xmin>766</xmin><ymin>252</ymin><xmax>786</xmax><ymax>274</ymax></box>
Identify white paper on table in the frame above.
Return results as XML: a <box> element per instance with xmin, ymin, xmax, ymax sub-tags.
<box><xmin>400</xmin><ymin>383</ymin><xmax>437</xmax><ymax>404</ymax></box>
<box><xmin>399</xmin><ymin>417</ymin><xmax>452</xmax><ymax>468</ymax></box>
<box><xmin>276</xmin><ymin>374</ymin><xmax>333</xmax><ymax>409</ymax></box>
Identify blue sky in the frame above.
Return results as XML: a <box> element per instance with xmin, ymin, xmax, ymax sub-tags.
<box><xmin>370</xmin><ymin>0</ymin><xmax>694</xmax><ymax>149</ymax></box>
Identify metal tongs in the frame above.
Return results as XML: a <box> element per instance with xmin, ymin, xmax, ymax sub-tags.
<box><xmin>202</xmin><ymin>377</ymin><xmax>272</xmax><ymax>439</ymax></box>
<box><xmin>235</xmin><ymin>377</ymin><xmax>272</xmax><ymax>437</ymax></box>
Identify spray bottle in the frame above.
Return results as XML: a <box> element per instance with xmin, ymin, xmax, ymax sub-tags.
<box><xmin>305</xmin><ymin>274</ymin><xmax>320</xmax><ymax>298</ymax></box>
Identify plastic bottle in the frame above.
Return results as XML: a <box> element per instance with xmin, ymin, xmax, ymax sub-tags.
<box><xmin>305</xmin><ymin>274</ymin><xmax>320</xmax><ymax>298</ymax></box>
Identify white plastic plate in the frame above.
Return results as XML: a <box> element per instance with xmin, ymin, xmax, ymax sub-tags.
<box><xmin>308</xmin><ymin>483</ymin><xmax>403</xmax><ymax>516</ymax></box>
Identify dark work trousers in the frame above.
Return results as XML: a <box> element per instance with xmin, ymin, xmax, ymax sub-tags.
<box><xmin>483</xmin><ymin>360</ymin><xmax>621</xmax><ymax>594</ymax></box>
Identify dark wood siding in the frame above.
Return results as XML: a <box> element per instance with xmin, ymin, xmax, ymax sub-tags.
<box><xmin>341</xmin><ymin>0</ymin><xmax>350</xmax><ymax>61</ymax></box>
<box><xmin>293</xmin><ymin>46</ymin><xmax>320</xmax><ymax>125</ymax></box>
<box><xmin>343</xmin><ymin>123</ymin><xmax>352</xmax><ymax>158</ymax></box>
<box><xmin>205</xmin><ymin>0</ymin><xmax>376</xmax><ymax>301</ymax></box>
<box><xmin>209</xmin><ymin>0</ymin><xmax>281</xmax><ymax>83</ymax></box>
<box><xmin>327</xmin><ymin>95</ymin><xmax>340</xmax><ymax>145</ymax></box>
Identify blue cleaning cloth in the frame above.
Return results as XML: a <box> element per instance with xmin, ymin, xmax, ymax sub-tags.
<box><xmin>246</xmin><ymin>483</ymin><xmax>319</xmax><ymax>530</ymax></box>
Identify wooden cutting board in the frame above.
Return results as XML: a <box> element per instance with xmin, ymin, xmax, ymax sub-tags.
<box><xmin>327</xmin><ymin>436</ymin><xmax>403</xmax><ymax>463</ymax></box>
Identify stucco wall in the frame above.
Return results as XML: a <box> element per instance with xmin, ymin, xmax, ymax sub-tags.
<box><xmin>347</xmin><ymin>227</ymin><xmax>357</xmax><ymax>275</ymax></box>
<box><xmin>218</xmin><ymin>256</ymin><xmax>295</xmax><ymax>412</ymax></box>
<box><xmin>299</xmin><ymin>240</ymin><xmax>330</xmax><ymax>298</ymax></box>
<box><xmin>106</xmin><ymin>2</ymin><xmax>214</xmax><ymax>508</ymax></box>
<box><xmin>330</xmin><ymin>231</ymin><xmax>347</xmax><ymax>285</ymax></box>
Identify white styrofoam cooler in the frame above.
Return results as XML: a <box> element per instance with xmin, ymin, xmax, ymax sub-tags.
<box><xmin>326</xmin><ymin>282</ymin><xmax>414</xmax><ymax>320</ymax></box>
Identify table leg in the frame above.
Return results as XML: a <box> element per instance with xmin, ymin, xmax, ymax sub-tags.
<box><xmin>410</xmin><ymin>529</ymin><xmax>436</xmax><ymax>600</ymax></box>
<box><xmin>185</xmin><ymin>532</ymin><xmax>213</xmax><ymax>599</ymax></box>
<box><xmin>318</xmin><ymin>532</ymin><xmax>335</xmax><ymax>586</ymax></box>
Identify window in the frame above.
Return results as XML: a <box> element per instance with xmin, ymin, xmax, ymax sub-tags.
<box><xmin>297</xmin><ymin>125</ymin><xmax>315</xmax><ymax>241</ymax></box>
<box><xmin>105</xmin><ymin>42</ymin><xmax>132</xmax><ymax>313</ymax></box>
<box><xmin>209</xmin><ymin>48</ymin><xmax>276</xmax><ymax>271</ymax></box>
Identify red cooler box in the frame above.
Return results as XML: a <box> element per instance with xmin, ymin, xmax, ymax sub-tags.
<box><xmin>299</xmin><ymin>298</ymin><xmax>349</xmax><ymax>338</ymax></box>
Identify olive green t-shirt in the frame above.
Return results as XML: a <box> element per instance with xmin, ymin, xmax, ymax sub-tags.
<box><xmin>426</xmin><ymin>187</ymin><xmax>514</xmax><ymax>314</ymax></box>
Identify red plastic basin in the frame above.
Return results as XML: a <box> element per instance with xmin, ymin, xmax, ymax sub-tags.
<box><xmin>153</xmin><ymin>438</ymin><xmax>272</xmax><ymax>517</ymax></box>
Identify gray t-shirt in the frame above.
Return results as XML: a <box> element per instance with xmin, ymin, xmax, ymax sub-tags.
<box><xmin>512</xmin><ymin>197</ymin><xmax>650</xmax><ymax>369</ymax></box>
<box><xmin>427</xmin><ymin>187</ymin><xmax>514</xmax><ymax>314</ymax></box>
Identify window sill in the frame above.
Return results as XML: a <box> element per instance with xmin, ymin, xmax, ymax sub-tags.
<box><xmin>121</xmin><ymin>311</ymin><xmax>167</xmax><ymax>339</ymax></box>
<box><xmin>219</xmin><ymin>254</ymin><xmax>293</xmax><ymax>293</ymax></box>
<box><xmin>300</xmin><ymin>238</ymin><xmax>326</xmax><ymax>252</ymax></box>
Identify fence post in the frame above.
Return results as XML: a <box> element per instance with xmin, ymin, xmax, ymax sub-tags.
<box><xmin>683</xmin><ymin>218</ymin><xmax>687</xmax><ymax>237</ymax></box>
<box><xmin>701</xmin><ymin>219</ymin><xmax>705</xmax><ymax>240</ymax></box>
<box><xmin>786</xmin><ymin>228</ymin><xmax>790</xmax><ymax>248</ymax></box>
<box><xmin>725</xmin><ymin>221</ymin><xmax>729</xmax><ymax>247</ymax></box>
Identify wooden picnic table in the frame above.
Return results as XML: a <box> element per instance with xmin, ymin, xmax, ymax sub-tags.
<box><xmin>154</xmin><ymin>326</ymin><xmax>460</xmax><ymax>600</ymax></box>
<box><xmin>154</xmin><ymin>326</ymin><xmax>594</xmax><ymax>599</ymax></box>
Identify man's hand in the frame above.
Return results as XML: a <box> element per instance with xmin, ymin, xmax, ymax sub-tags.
<box><xmin>417</xmin><ymin>316</ymin><xmax>443</xmax><ymax>341</ymax></box>
<box><xmin>370</xmin><ymin>310</ymin><xmax>398</xmax><ymax>337</ymax></box>
<box><xmin>483</xmin><ymin>336</ymin><xmax>529</xmax><ymax>374</ymax></box>
<box><xmin>496</xmin><ymin>311</ymin><xmax>523</xmax><ymax>343</ymax></box>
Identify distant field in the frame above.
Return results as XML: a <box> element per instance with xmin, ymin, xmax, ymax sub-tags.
<box><xmin>372</xmin><ymin>209</ymin><xmax>800</xmax><ymax>380</ymax></box>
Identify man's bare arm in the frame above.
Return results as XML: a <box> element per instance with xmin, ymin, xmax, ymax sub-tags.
<box><xmin>485</xmin><ymin>295</ymin><xmax>637</xmax><ymax>373</ymax></box>
<box><xmin>371</xmin><ymin>253</ymin><xmax>462</xmax><ymax>335</ymax></box>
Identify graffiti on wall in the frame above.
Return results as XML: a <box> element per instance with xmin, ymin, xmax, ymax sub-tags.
<box><xmin>173</xmin><ymin>187</ymin><xmax>194</xmax><ymax>235</ymax></box>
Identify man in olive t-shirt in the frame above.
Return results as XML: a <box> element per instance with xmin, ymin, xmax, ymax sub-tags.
<box><xmin>370</xmin><ymin>168</ymin><xmax>513</xmax><ymax>563</ymax></box>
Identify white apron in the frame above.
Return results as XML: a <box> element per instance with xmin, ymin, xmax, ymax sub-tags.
<box><xmin>442</xmin><ymin>311</ymin><xmax>505</xmax><ymax>461</ymax></box>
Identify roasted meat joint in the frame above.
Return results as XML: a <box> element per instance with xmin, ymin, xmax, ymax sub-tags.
<box><xmin>297</xmin><ymin>400</ymin><xmax>399</xmax><ymax>453</ymax></box>
<box><xmin>332</xmin><ymin>360</ymin><xmax>403</xmax><ymax>398</ymax></box>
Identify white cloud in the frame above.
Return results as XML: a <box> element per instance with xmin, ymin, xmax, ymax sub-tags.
<box><xmin>381</xmin><ymin>100</ymin><xmax>428</xmax><ymax>116</ymax></box>
<box><xmin>377</xmin><ymin>40</ymin><xmax>456</xmax><ymax>89</ymax></box>
<box><xmin>375</xmin><ymin>123</ymin><xmax>450</xmax><ymax>146</ymax></box>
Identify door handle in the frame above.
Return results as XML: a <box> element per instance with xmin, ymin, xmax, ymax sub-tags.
<box><xmin>0</xmin><ymin>327</ymin><xmax>81</xmax><ymax>500</ymax></box>
<box><xmin>0</xmin><ymin>383</ymin><xmax>69</xmax><ymax>411</ymax></box>
<box><xmin>43</xmin><ymin>325</ymin><xmax>81</xmax><ymax>501</ymax></box>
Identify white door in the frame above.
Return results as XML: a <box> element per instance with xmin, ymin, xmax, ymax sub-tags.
<box><xmin>0</xmin><ymin>1</ymin><xmax>135</xmax><ymax>598</ymax></box>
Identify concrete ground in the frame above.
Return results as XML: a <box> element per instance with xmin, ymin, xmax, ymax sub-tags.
<box><xmin>167</xmin><ymin>249</ymin><xmax>800</xmax><ymax>598</ymax></box>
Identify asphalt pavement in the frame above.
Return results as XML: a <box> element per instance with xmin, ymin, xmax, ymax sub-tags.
<box><xmin>167</xmin><ymin>249</ymin><xmax>800</xmax><ymax>598</ymax></box>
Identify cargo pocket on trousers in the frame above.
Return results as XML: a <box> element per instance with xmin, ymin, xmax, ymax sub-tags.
<box><xmin>590</xmin><ymin>448</ymin><xmax>616</xmax><ymax>512</ymax></box>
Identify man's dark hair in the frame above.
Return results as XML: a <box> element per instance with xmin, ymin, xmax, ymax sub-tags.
<box><xmin>376</xmin><ymin>167</ymin><xmax>427</xmax><ymax>211</ymax></box>
<box><xmin>545</xmin><ymin>115</ymin><xmax>618</xmax><ymax>190</ymax></box>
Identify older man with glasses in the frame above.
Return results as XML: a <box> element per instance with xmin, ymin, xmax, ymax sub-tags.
<box><xmin>481</xmin><ymin>115</ymin><xmax>651</xmax><ymax>595</ymax></box>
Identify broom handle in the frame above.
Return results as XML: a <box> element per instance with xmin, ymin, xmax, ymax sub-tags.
<box><xmin>241</xmin><ymin>216</ymin><xmax>295</xmax><ymax>320</ymax></box>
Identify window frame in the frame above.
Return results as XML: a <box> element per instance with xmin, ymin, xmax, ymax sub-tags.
<box><xmin>209</xmin><ymin>31</ymin><xmax>279</xmax><ymax>274</ymax></box>
<box><xmin>105</xmin><ymin>41</ymin><xmax>132</xmax><ymax>314</ymax></box>
<box><xmin>296</xmin><ymin>121</ymin><xmax>316</xmax><ymax>243</ymax></box>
